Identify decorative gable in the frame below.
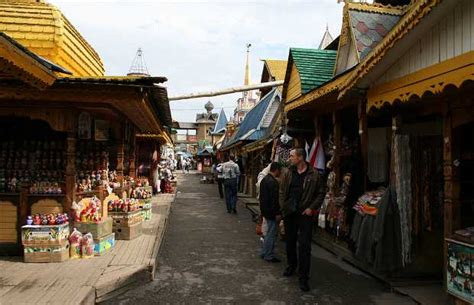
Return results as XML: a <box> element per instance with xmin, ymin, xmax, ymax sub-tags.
<box><xmin>335</xmin><ymin>2</ymin><xmax>405</xmax><ymax>76</ymax></box>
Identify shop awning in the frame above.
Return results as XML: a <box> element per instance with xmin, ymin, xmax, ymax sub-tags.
<box><xmin>0</xmin><ymin>76</ymin><xmax>172</xmax><ymax>136</ymax></box>
<box><xmin>367</xmin><ymin>51</ymin><xmax>474</xmax><ymax>110</ymax></box>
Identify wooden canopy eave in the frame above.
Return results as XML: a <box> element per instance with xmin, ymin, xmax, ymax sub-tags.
<box><xmin>220</xmin><ymin>140</ymin><xmax>243</xmax><ymax>152</ymax></box>
<box><xmin>136</xmin><ymin>132</ymin><xmax>173</xmax><ymax>145</ymax></box>
<box><xmin>0</xmin><ymin>82</ymin><xmax>166</xmax><ymax>134</ymax></box>
<box><xmin>367</xmin><ymin>51</ymin><xmax>474</xmax><ymax>111</ymax></box>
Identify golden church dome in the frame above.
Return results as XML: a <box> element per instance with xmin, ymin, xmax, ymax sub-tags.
<box><xmin>0</xmin><ymin>0</ymin><xmax>105</xmax><ymax>76</ymax></box>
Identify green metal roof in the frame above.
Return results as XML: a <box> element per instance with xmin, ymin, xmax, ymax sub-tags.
<box><xmin>290</xmin><ymin>48</ymin><xmax>337</xmax><ymax>94</ymax></box>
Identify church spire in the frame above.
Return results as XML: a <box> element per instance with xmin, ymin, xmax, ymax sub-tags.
<box><xmin>318</xmin><ymin>24</ymin><xmax>334</xmax><ymax>50</ymax></box>
<box><xmin>127</xmin><ymin>48</ymin><xmax>150</xmax><ymax>77</ymax></box>
<box><xmin>244</xmin><ymin>43</ymin><xmax>251</xmax><ymax>86</ymax></box>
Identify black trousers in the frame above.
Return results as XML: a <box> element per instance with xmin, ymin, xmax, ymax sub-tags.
<box><xmin>217</xmin><ymin>178</ymin><xmax>224</xmax><ymax>199</ymax></box>
<box><xmin>284</xmin><ymin>213</ymin><xmax>314</xmax><ymax>280</ymax></box>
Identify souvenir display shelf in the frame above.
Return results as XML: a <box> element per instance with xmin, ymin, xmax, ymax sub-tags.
<box><xmin>0</xmin><ymin>136</ymin><xmax>67</xmax><ymax>256</ymax></box>
<box><xmin>0</xmin><ymin>140</ymin><xmax>66</xmax><ymax>195</ymax></box>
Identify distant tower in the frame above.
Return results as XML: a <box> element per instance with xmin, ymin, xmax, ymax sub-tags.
<box><xmin>205</xmin><ymin>101</ymin><xmax>214</xmax><ymax>114</ymax></box>
<box><xmin>244</xmin><ymin>44</ymin><xmax>251</xmax><ymax>86</ymax></box>
<box><xmin>318</xmin><ymin>24</ymin><xmax>334</xmax><ymax>50</ymax></box>
<box><xmin>234</xmin><ymin>44</ymin><xmax>257</xmax><ymax>123</ymax></box>
<box><xmin>127</xmin><ymin>48</ymin><xmax>150</xmax><ymax>76</ymax></box>
<box><xmin>243</xmin><ymin>43</ymin><xmax>253</xmax><ymax>100</ymax></box>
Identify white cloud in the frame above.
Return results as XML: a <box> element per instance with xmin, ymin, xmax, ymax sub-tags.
<box><xmin>50</xmin><ymin>0</ymin><xmax>343</xmax><ymax>121</ymax></box>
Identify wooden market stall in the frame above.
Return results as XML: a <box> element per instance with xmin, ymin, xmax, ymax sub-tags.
<box><xmin>0</xmin><ymin>33</ymin><xmax>172</xmax><ymax>255</ymax></box>
<box><xmin>285</xmin><ymin>0</ymin><xmax>473</xmax><ymax>303</ymax></box>
<box><xmin>342</xmin><ymin>0</ymin><xmax>473</xmax><ymax>300</ymax></box>
<box><xmin>283</xmin><ymin>42</ymin><xmax>367</xmax><ymax>256</ymax></box>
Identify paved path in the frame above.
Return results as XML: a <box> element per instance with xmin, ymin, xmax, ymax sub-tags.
<box><xmin>107</xmin><ymin>173</ymin><xmax>416</xmax><ymax>305</ymax></box>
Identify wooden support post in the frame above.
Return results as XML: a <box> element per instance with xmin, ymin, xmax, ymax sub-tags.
<box><xmin>117</xmin><ymin>140</ymin><xmax>125</xmax><ymax>184</ymax></box>
<box><xmin>129</xmin><ymin>130</ymin><xmax>136</xmax><ymax>178</ymax></box>
<box><xmin>65</xmin><ymin>133</ymin><xmax>76</xmax><ymax>212</ymax></box>
<box><xmin>358</xmin><ymin>99</ymin><xmax>368</xmax><ymax>190</ymax></box>
<box><xmin>332</xmin><ymin>111</ymin><xmax>341</xmax><ymax>195</ymax></box>
<box><xmin>443</xmin><ymin>105</ymin><xmax>462</xmax><ymax>294</ymax></box>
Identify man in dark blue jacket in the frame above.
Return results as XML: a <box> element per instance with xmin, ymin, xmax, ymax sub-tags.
<box><xmin>259</xmin><ymin>162</ymin><xmax>283</xmax><ymax>263</ymax></box>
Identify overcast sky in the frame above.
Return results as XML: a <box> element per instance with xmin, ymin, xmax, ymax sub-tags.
<box><xmin>50</xmin><ymin>0</ymin><xmax>343</xmax><ymax>122</ymax></box>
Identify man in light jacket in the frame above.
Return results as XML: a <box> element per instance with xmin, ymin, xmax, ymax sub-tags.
<box><xmin>222</xmin><ymin>155</ymin><xmax>240</xmax><ymax>214</ymax></box>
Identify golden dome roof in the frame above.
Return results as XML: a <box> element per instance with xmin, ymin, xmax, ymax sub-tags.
<box><xmin>0</xmin><ymin>0</ymin><xmax>105</xmax><ymax>76</ymax></box>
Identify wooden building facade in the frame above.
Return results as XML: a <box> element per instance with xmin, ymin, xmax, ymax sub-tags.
<box><xmin>285</xmin><ymin>0</ymin><xmax>473</xmax><ymax>303</ymax></box>
<box><xmin>0</xmin><ymin>2</ymin><xmax>172</xmax><ymax>255</ymax></box>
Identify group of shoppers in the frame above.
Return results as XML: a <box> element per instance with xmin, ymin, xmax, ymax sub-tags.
<box><xmin>214</xmin><ymin>149</ymin><xmax>325</xmax><ymax>292</ymax></box>
<box><xmin>259</xmin><ymin>148</ymin><xmax>325</xmax><ymax>292</ymax></box>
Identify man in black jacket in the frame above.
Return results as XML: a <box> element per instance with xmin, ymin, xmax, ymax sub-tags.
<box><xmin>279</xmin><ymin>148</ymin><xmax>325</xmax><ymax>292</ymax></box>
<box><xmin>259</xmin><ymin>162</ymin><xmax>282</xmax><ymax>263</ymax></box>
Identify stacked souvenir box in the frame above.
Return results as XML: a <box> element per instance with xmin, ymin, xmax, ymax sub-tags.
<box><xmin>74</xmin><ymin>218</ymin><xmax>115</xmax><ymax>256</ymax></box>
<box><xmin>109</xmin><ymin>198</ymin><xmax>143</xmax><ymax>240</ymax></box>
<box><xmin>73</xmin><ymin>197</ymin><xmax>115</xmax><ymax>256</ymax></box>
<box><xmin>131</xmin><ymin>186</ymin><xmax>153</xmax><ymax>221</ymax></box>
<box><xmin>21</xmin><ymin>223</ymin><xmax>70</xmax><ymax>263</ymax></box>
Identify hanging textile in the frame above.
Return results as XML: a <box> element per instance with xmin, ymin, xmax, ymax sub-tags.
<box><xmin>393</xmin><ymin>134</ymin><xmax>412</xmax><ymax>267</ymax></box>
<box><xmin>273</xmin><ymin>138</ymin><xmax>293</xmax><ymax>164</ymax></box>
<box><xmin>373</xmin><ymin>186</ymin><xmax>403</xmax><ymax>272</ymax></box>
<box><xmin>306</xmin><ymin>136</ymin><xmax>326</xmax><ymax>171</ymax></box>
<box><xmin>367</xmin><ymin>128</ymin><xmax>389</xmax><ymax>183</ymax></box>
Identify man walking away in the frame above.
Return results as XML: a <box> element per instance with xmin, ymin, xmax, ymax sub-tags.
<box><xmin>259</xmin><ymin>162</ymin><xmax>282</xmax><ymax>263</ymax></box>
<box><xmin>222</xmin><ymin>155</ymin><xmax>240</xmax><ymax>214</ymax></box>
<box><xmin>216</xmin><ymin>161</ymin><xmax>224</xmax><ymax>199</ymax></box>
<box><xmin>279</xmin><ymin>148</ymin><xmax>325</xmax><ymax>292</ymax></box>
